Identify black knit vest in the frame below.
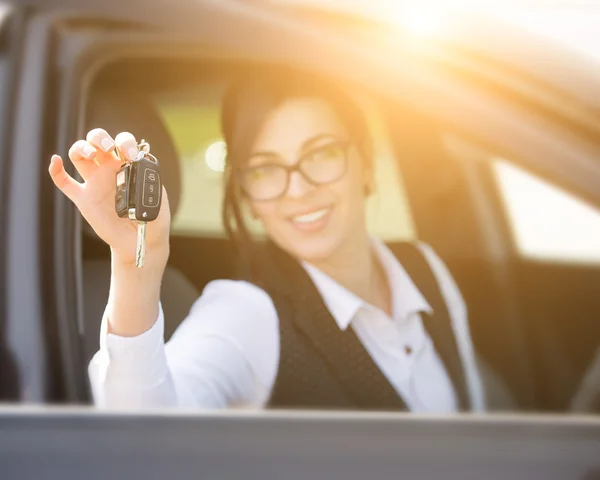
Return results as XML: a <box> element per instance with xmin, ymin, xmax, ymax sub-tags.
<box><xmin>254</xmin><ymin>241</ymin><xmax>470</xmax><ymax>412</ymax></box>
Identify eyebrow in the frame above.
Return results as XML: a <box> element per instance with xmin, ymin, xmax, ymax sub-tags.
<box><xmin>301</xmin><ymin>133</ymin><xmax>340</xmax><ymax>152</ymax></box>
<box><xmin>249</xmin><ymin>133</ymin><xmax>341</xmax><ymax>160</ymax></box>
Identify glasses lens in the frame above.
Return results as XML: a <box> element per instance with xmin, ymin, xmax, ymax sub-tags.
<box><xmin>300</xmin><ymin>142</ymin><xmax>347</xmax><ymax>184</ymax></box>
<box><xmin>241</xmin><ymin>164</ymin><xmax>288</xmax><ymax>200</ymax></box>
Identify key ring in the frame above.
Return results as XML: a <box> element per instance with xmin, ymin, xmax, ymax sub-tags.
<box><xmin>137</xmin><ymin>139</ymin><xmax>150</xmax><ymax>156</ymax></box>
<box><xmin>135</xmin><ymin>139</ymin><xmax>158</xmax><ymax>163</ymax></box>
<box><xmin>114</xmin><ymin>138</ymin><xmax>159</xmax><ymax>164</ymax></box>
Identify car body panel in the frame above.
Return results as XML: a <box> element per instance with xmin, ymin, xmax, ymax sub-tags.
<box><xmin>0</xmin><ymin>406</ymin><xmax>599</xmax><ymax>479</ymax></box>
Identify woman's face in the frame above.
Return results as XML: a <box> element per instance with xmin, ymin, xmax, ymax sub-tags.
<box><xmin>243</xmin><ymin>97</ymin><xmax>370</xmax><ymax>262</ymax></box>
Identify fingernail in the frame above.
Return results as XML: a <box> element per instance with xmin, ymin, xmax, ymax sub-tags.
<box><xmin>128</xmin><ymin>147</ymin><xmax>139</xmax><ymax>160</ymax></box>
<box><xmin>82</xmin><ymin>145</ymin><xmax>96</xmax><ymax>159</ymax></box>
<box><xmin>101</xmin><ymin>138</ymin><xmax>115</xmax><ymax>152</ymax></box>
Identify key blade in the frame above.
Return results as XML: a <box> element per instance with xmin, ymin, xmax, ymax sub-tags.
<box><xmin>136</xmin><ymin>222</ymin><xmax>147</xmax><ymax>268</ymax></box>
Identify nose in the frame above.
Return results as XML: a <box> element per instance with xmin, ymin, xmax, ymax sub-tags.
<box><xmin>285</xmin><ymin>169</ymin><xmax>314</xmax><ymax>199</ymax></box>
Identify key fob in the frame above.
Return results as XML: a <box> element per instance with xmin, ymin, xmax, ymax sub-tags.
<box><xmin>115</xmin><ymin>152</ymin><xmax>162</xmax><ymax>222</ymax></box>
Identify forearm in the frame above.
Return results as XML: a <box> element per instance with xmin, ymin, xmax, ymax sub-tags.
<box><xmin>106</xmin><ymin>248</ymin><xmax>168</xmax><ymax>337</ymax></box>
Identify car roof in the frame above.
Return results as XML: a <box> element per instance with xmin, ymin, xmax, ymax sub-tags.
<box><xmin>11</xmin><ymin>0</ymin><xmax>600</xmax><ymax>110</ymax></box>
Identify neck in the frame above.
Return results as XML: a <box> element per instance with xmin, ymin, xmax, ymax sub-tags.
<box><xmin>309</xmin><ymin>232</ymin><xmax>389</xmax><ymax>313</ymax></box>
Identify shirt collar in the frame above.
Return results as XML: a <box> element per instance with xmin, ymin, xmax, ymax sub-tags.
<box><xmin>371</xmin><ymin>237</ymin><xmax>433</xmax><ymax>321</ymax></box>
<box><xmin>301</xmin><ymin>237</ymin><xmax>433</xmax><ymax>331</ymax></box>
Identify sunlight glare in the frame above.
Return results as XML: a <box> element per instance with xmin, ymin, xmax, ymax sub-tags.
<box><xmin>400</xmin><ymin>6</ymin><xmax>443</xmax><ymax>36</ymax></box>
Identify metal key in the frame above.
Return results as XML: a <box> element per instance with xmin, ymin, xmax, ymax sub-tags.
<box><xmin>115</xmin><ymin>139</ymin><xmax>162</xmax><ymax>268</ymax></box>
<box><xmin>136</xmin><ymin>222</ymin><xmax>147</xmax><ymax>268</ymax></box>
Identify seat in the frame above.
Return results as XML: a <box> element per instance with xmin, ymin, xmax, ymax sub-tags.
<box><xmin>81</xmin><ymin>86</ymin><xmax>200</xmax><ymax>364</ymax></box>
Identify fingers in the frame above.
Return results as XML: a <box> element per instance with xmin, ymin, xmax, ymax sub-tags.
<box><xmin>64</xmin><ymin>130</ymin><xmax>138</xmax><ymax>183</ymax></box>
<box><xmin>115</xmin><ymin>132</ymin><xmax>139</xmax><ymax>162</ymax></box>
<box><xmin>86</xmin><ymin>128</ymin><xmax>117</xmax><ymax>165</ymax></box>
<box><xmin>48</xmin><ymin>155</ymin><xmax>83</xmax><ymax>204</ymax></box>
<box><xmin>68</xmin><ymin>139</ymin><xmax>99</xmax><ymax>181</ymax></box>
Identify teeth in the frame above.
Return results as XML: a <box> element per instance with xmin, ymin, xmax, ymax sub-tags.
<box><xmin>292</xmin><ymin>208</ymin><xmax>329</xmax><ymax>224</ymax></box>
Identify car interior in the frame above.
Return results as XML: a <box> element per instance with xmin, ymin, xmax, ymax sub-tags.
<box><xmin>74</xmin><ymin>57</ymin><xmax>600</xmax><ymax>413</ymax></box>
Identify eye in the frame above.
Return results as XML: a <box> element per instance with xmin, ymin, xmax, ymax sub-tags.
<box><xmin>246</xmin><ymin>164</ymin><xmax>279</xmax><ymax>180</ymax></box>
<box><xmin>311</xmin><ymin>142</ymin><xmax>344</xmax><ymax>162</ymax></box>
<box><xmin>248</xmin><ymin>167</ymin><xmax>267</xmax><ymax>180</ymax></box>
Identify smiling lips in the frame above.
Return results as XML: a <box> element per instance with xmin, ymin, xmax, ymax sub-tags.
<box><xmin>289</xmin><ymin>207</ymin><xmax>332</xmax><ymax>232</ymax></box>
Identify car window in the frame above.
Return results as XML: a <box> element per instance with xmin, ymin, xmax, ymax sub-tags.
<box><xmin>155</xmin><ymin>85</ymin><xmax>416</xmax><ymax>242</ymax></box>
<box><xmin>493</xmin><ymin>159</ymin><xmax>600</xmax><ymax>264</ymax></box>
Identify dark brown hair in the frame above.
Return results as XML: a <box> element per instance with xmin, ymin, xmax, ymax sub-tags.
<box><xmin>221</xmin><ymin>67</ymin><xmax>373</xmax><ymax>279</ymax></box>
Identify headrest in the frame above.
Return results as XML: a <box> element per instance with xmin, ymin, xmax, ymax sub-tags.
<box><xmin>84</xmin><ymin>87</ymin><xmax>181</xmax><ymax>220</ymax></box>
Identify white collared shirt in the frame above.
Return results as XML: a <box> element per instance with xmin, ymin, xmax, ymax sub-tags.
<box><xmin>88</xmin><ymin>239</ymin><xmax>485</xmax><ymax>412</ymax></box>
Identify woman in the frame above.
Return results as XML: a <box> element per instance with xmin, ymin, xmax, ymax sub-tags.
<box><xmin>49</xmin><ymin>70</ymin><xmax>486</xmax><ymax>412</ymax></box>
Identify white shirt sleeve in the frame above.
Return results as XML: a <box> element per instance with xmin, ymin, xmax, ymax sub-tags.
<box><xmin>416</xmin><ymin>242</ymin><xmax>486</xmax><ymax>412</ymax></box>
<box><xmin>88</xmin><ymin>280</ymin><xmax>280</xmax><ymax>410</ymax></box>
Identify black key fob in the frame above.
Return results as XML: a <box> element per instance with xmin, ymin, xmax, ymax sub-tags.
<box><xmin>115</xmin><ymin>144</ymin><xmax>162</xmax><ymax>222</ymax></box>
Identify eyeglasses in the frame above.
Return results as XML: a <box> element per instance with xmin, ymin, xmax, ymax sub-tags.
<box><xmin>238</xmin><ymin>139</ymin><xmax>351</xmax><ymax>201</ymax></box>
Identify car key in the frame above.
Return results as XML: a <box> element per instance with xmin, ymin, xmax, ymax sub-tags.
<box><xmin>115</xmin><ymin>140</ymin><xmax>162</xmax><ymax>268</ymax></box>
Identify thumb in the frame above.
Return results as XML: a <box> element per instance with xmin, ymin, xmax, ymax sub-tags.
<box><xmin>49</xmin><ymin>155</ymin><xmax>83</xmax><ymax>205</ymax></box>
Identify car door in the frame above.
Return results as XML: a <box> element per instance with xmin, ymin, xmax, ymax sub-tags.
<box><xmin>1</xmin><ymin>407</ymin><xmax>600</xmax><ymax>480</ymax></box>
<box><xmin>1</xmin><ymin>3</ymin><xmax>599</xmax><ymax>479</ymax></box>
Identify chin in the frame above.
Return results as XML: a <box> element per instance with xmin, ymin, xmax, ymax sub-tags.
<box><xmin>280</xmin><ymin>233</ymin><xmax>342</xmax><ymax>264</ymax></box>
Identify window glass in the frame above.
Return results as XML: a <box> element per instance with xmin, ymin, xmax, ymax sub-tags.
<box><xmin>493</xmin><ymin>159</ymin><xmax>600</xmax><ymax>264</ymax></box>
<box><xmin>155</xmin><ymin>85</ymin><xmax>416</xmax><ymax>242</ymax></box>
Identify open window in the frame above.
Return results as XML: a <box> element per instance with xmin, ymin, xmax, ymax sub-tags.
<box><xmin>58</xmin><ymin>49</ymin><xmax>600</xmax><ymax>413</ymax></box>
<box><xmin>31</xmin><ymin>0</ymin><xmax>600</xmax><ymax>415</ymax></box>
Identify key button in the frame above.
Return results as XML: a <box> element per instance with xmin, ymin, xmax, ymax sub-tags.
<box><xmin>142</xmin><ymin>167</ymin><xmax>160</xmax><ymax>208</ymax></box>
<box><xmin>145</xmin><ymin>169</ymin><xmax>158</xmax><ymax>184</ymax></box>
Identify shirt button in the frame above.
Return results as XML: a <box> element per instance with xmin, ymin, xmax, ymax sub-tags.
<box><xmin>404</xmin><ymin>345</ymin><xmax>413</xmax><ymax>356</ymax></box>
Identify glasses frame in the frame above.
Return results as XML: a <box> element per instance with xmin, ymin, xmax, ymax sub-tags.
<box><xmin>237</xmin><ymin>139</ymin><xmax>352</xmax><ymax>202</ymax></box>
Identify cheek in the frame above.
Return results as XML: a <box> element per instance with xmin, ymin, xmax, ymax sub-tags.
<box><xmin>339</xmin><ymin>160</ymin><xmax>368</xmax><ymax>212</ymax></box>
<box><xmin>252</xmin><ymin>201</ymin><xmax>280</xmax><ymax>226</ymax></box>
